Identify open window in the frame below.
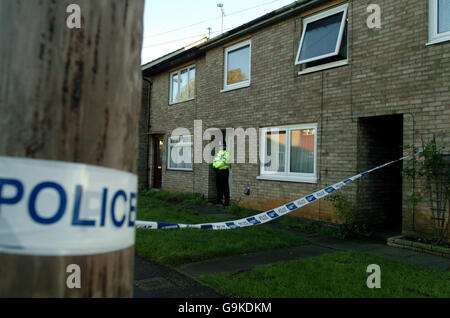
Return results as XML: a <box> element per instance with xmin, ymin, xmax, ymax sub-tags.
<box><xmin>295</xmin><ymin>4</ymin><xmax>348</xmax><ymax>73</ymax></box>
<box><xmin>428</xmin><ymin>0</ymin><xmax>450</xmax><ymax>45</ymax></box>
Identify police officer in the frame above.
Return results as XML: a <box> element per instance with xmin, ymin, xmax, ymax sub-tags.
<box><xmin>213</xmin><ymin>141</ymin><xmax>231</xmax><ymax>206</ymax></box>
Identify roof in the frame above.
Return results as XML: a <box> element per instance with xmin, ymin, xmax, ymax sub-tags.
<box><xmin>142</xmin><ymin>0</ymin><xmax>326</xmax><ymax>76</ymax></box>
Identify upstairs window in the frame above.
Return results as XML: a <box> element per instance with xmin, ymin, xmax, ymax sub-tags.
<box><xmin>170</xmin><ymin>65</ymin><xmax>195</xmax><ymax>104</ymax></box>
<box><xmin>295</xmin><ymin>4</ymin><xmax>348</xmax><ymax>73</ymax></box>
<box><xmin>428</xmin><ymin>0</ymin><xmax>450</xmax><ymax>45</ymax></box>
<box><xmin>223</xmin><ymin>39</ymin><xmax>251</xmax><ymax>91</ymax></box>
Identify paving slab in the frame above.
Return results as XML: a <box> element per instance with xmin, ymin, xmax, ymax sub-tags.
<box><xmin>399</xmin><ymin>253</ymin><xmax>450</xmax><ymax>271</ymax></box>
<box><xmin>134</xmin><ymin>255</ymin><xmax>223</xmax><ymax>298</ymax></box>
<box><xmin>176</xmin><ymin>245</ymin><xmax>332</xmax><ymax>278</ymax></box>
<box><xmin>364</xmin><ymin>246</ymin><xmax>450</xmax><ymax>271</ymax></box>
<box><xmin>314</xmin><ymin>239</ymin><xmax>385</xmax><ymax>252</ymax></box>
<box><xmin>363</xmin><ymin>245</ymin><xmax>420</xmax><ymax>259</ymax></box>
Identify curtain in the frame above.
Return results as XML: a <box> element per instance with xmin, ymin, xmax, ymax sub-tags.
<box><xmin>264</xmin><ymin>131</ymin><xmax>286</xmax><ymax>172</ymax></box>
<box><xmin>169</xmin><ymin>136</ymin><xmax>193</xmax><ymax>170</ymax></box>
<box><xmin>290</xmin><ymin>129</ymin><xmax>314</xmax><ymax>174</ymax></box>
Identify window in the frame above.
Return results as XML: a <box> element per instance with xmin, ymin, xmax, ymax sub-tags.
<box><xmin>428</xmin><ymin>0</ymin><xmax>450</xmax><ymax>45</ymax></box>
<box><xmin>168</xmin><ymin>135</ymin><xmax>193</xmax><ymax>170</ymax></box>
<box><xmin>223</xmin><ymin>39</ymin><xmax>251</xmax><ymax>91</ymax></box>
<box><xmin>295</xmin><ymin>4</ymin><xmax>348</xmax><ymax>74</ymax></box>
<box><xmin>170</xmin><ymin>65</ymin><xmax>195</xmax><ymax>104</ymax></box>
<box><xmin>258</xmin><ymin>124</ymin><xmax>317</xmax><ymax>183</ymax></box>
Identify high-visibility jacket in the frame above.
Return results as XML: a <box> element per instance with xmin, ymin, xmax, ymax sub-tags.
<box><xmin>213</xmin><ymin>150</ymin><xmax>231</xmax><ymax>170</ymax></box>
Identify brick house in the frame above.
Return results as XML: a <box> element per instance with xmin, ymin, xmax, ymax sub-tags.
<box><xmin>139</xmin><ymin>0</ymin><xmax>450</xmax><ymax>239</ymax></box>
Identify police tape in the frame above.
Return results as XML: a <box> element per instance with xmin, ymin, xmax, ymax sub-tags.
<box><xmin>136</xmin><ymin>150</ymin><xmax>421</xmax><ymax>230</ymax></box>
<box><xmin>0</xmin><ymin>157</ymin><xmax>137</xmax><ymax>256</ymax></box>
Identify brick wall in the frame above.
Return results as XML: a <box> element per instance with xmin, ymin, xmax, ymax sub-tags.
<box><xmin>142</xmin><ymin>0</ymin><xmax>450</xmax><ymax>239</ymax></box>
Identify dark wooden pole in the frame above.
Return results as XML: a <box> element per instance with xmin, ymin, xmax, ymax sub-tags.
<box><xmin>0</xmin><ymin>0</ymin><xmax>144</xmax><ymax>297</ymax></box>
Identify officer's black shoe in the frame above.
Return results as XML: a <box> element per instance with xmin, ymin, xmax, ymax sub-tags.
<box><xmin>223</xmin><ymin>202</ymin><xmax>230</xmax><ymax>207</ymax></box>
<box><xmin>215</xmin><ymin>201</ymin><xmax>223</xmax><ymax>205</ymax></box>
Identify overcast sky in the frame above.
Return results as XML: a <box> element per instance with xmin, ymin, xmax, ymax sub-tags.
<box><xmin>141</xmin><ymin>0</ymin><xmax>297</xmax><ymax>65</ymax></box>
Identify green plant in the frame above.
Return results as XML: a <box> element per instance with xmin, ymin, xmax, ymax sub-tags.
<box><xmin>224</xmin><ymin>202</ymin><xmax>255</xmax><ymax>218</ymax></box>
<box><xmin>326</xmin><ymin>192</ymin><xmax>356</xmax><ymax>224</ymax></box>
<box><xmin>334</xmin><ymin>222</ymin><xmax>371</xmax><ymax>240</ymax></box>
<box><xmin>325</xmin><ymin>193</ymin><xmax>371</xmax><ymax>239</ymax></box>
<box><xmin>299</xmin><ymin>220</ymin><xmax>329</xmax><ymax>234</ymax></box>
<box><xmin>402</xmin><ymin>138</ymin><xmax>450</xmax><ymax>242</ymax></box>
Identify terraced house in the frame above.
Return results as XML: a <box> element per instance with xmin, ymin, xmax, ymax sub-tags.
<box><xmin>139</xmin><ymin>0</ymin><xmax>450</xmax><ymax>240</ymax></box>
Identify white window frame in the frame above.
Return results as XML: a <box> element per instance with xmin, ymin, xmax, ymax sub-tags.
<box><xmin>257</xmin><ymin>123</ymin><xmax>318</xmax><ymax>183</ymax></box>
<box><xmin>297</xmin><ymin>59</ymin><xmax>348</xmax><ymax>76</ymax></box>
<box><xmin>169</xmin><ymin>65</ymin><xmax>195</xmax><ymax>105</ymax></box>
<box><xmin>167</xmin><ymin>135</ymin><xmax>193</xmax><ymax>171</ymax></box>
<box><xmin>222</xmin><ymin>39</ymin><xmax>251</xmax><ymax>92</ymax></box>
<box><xmin>427</xmin><ymin>0</ymin><xmax>450</xmax><ymax>45</ymax></box>
<box><xmin>295</xmin><ymin>4</ymin><xmax>348</xmax><ymax>66</ymax></box>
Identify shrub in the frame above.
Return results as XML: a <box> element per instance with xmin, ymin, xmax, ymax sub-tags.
<box><xmin>402</xmin><ymin>138</ymin><xmax>450</xmax><ymax>242</ymax></box>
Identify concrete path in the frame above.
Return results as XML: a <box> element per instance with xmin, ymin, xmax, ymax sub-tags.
<box><xmin>176</xmin><ymin>245</ymin><xmax>332</xmax><ymax>277</ymax></box>
<box><xmin>313</xmin><ymin>236</ymin><xmax>450</xmax><ymax>270</ymax></box>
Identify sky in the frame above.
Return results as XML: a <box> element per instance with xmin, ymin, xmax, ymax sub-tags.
<box><xmin>141</xmin><ymin>0</ymin><xmax>297</xmax><ymax>65</ymax></box>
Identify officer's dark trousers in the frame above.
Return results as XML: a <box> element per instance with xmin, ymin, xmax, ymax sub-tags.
<box><xmin>215</xmin><ymin>169</ymin><xmax>230</xmax><ymax>205</ymax></box>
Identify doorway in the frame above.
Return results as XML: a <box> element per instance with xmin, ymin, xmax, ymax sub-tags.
<box><xmin>223</xmin><ymin>129</ymin><xmax>232</xmax><ymax>199</ymax></box>
<box><xmin>357</xmin><ymin>115</ymin><xmax>403</xmax><ymax>231</ymax></box>
<box><xmin>153</xmin><ymin>135</ymin><xmax>163</xmax><ymax>189</ymax></box>
<box><xmin>208</xmin><ymin>129</ymin><xmax>232</xmax><ymax>202</ymax></box>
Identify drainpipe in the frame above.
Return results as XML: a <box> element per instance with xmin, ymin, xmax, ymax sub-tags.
<box><xmin>143</xmin><ymin>76</ymin><xmax>152</xmax><ymax>189</ymax></box>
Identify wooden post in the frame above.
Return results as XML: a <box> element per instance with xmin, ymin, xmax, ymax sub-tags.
<box><xmin>0</xmin><ymin>0</ymin><xmax>144</xmax><ymax>297</ymax></box>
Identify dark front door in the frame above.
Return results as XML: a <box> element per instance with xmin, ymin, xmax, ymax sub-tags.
<box><xmin>357</xmin><ymin>114</ymin><xmax>403</xmax><ymax>230</ymax></box>
<box><xmin>153</xmin><ymin>136</ymin><xmax>163</xmax><ymax>188</ymax></box>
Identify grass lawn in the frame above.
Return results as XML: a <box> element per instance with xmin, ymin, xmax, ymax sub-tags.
<box><xmin>135</xmin><ymin>191</ymin><xmax>309</xmax><ymax>266</ymax></box>
<box><xmin>198</xmin><ymin>251</ymin><xmax>450</xmax><ymax>298</ymax></box>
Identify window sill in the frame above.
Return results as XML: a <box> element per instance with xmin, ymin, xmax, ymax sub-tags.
<box><xmin>297</xmin><ymin>59</ymin><xmax>348</xmax><ymax>76</ymax></box>
<box><xmin>167</xmin><ymin>168</ymin><xmax>193</xmax><ymax>172</ymax></box>
<box><xmin>169</xmin><ymin>98</ymin><xmax>195</xmax><ymax>106</ymax></box>
<box><xmin>257</xmin><ymin>174</ymin><xmax>317</xmax><ymax>184</ymax></box>
<box><xmin>220</xmin><ymin>82</ymin><xmax>250</xmax><ymax>93</ymax></box>
<box><xmin>426</xmin><ymin>36</ymin><xmax>450</xmax><ymax>46</ymax></box>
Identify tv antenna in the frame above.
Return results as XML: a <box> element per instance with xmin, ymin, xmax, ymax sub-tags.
<box><xmin>217</xmin><ymin>3</ymin><xmax>225</xmax><ymax>34</ymax></box>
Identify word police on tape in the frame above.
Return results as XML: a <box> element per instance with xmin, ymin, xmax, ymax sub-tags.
<box><xmin>0</xmin><ymin>156</ymin><xmax>137</xmax><ymax>256</ymax></box>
